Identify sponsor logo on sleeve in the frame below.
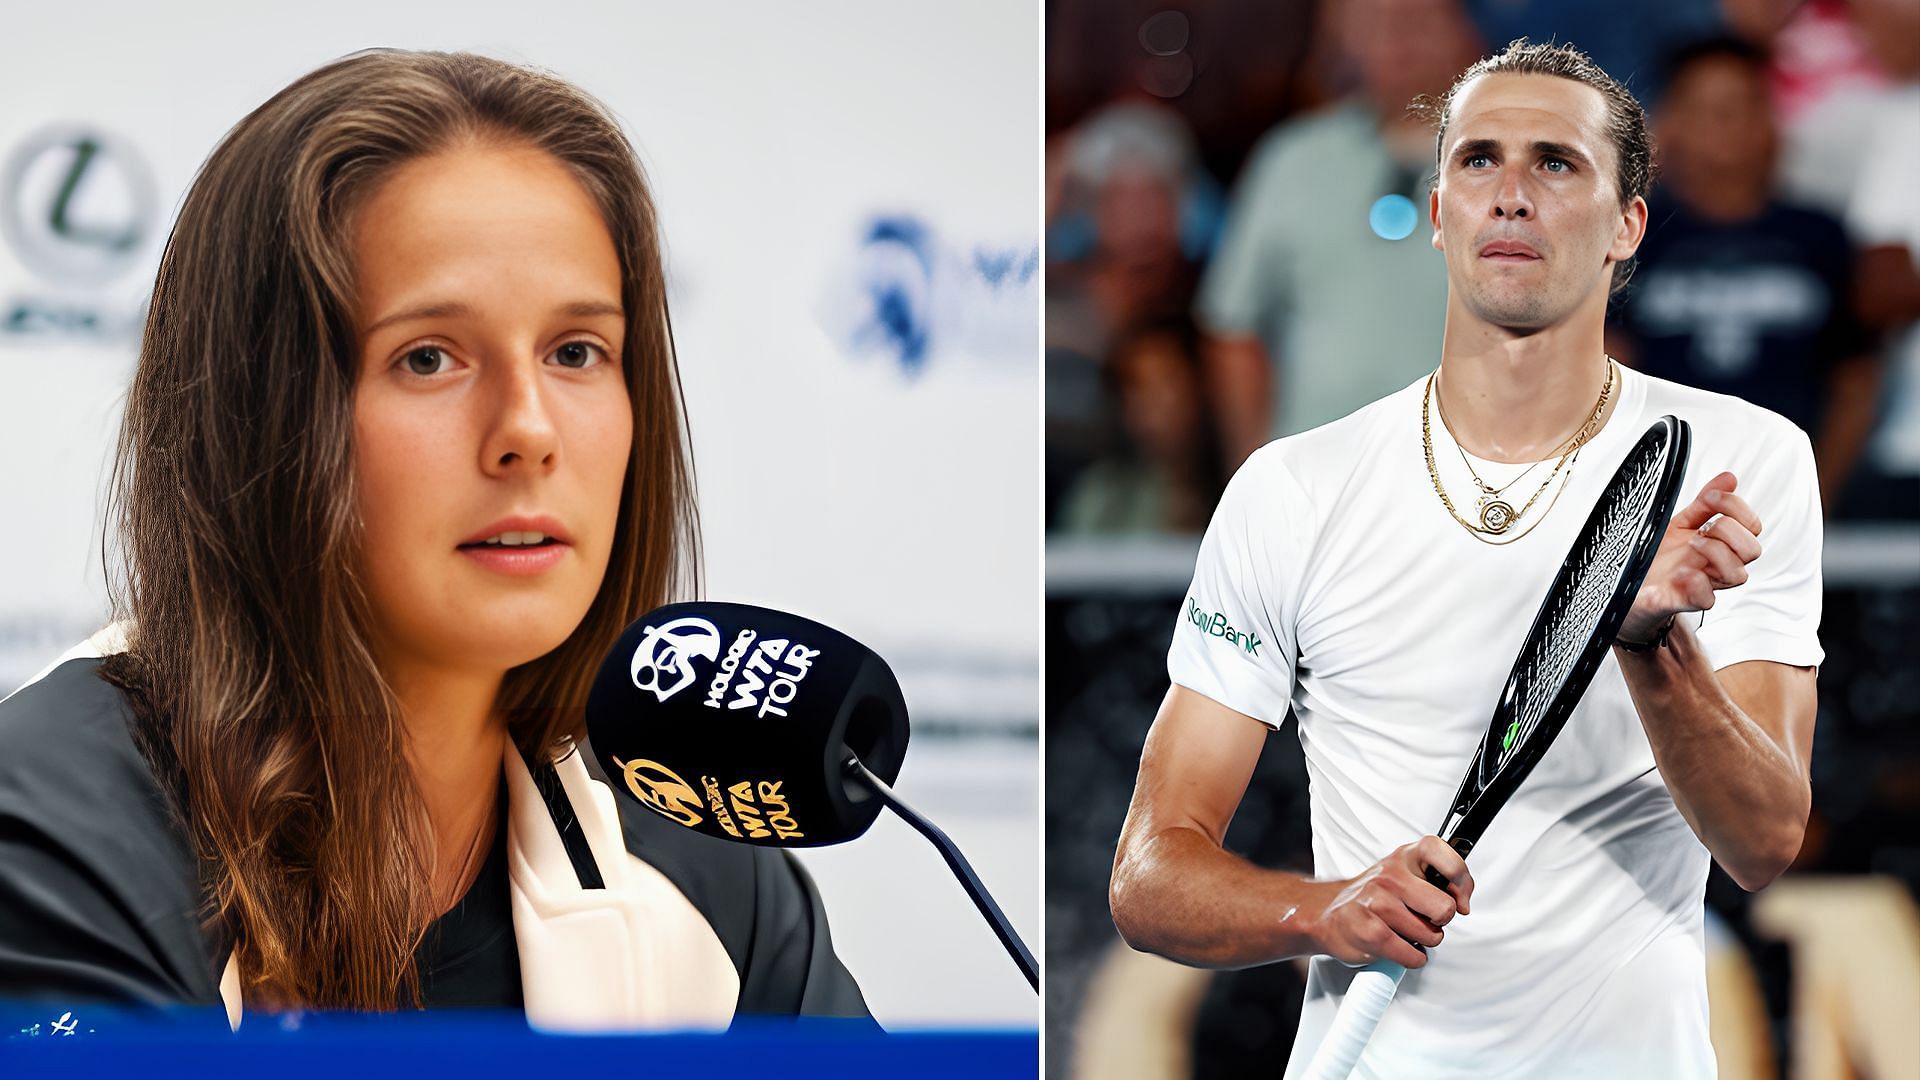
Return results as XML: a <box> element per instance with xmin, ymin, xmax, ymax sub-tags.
<box><xmin>1185</xmin><ymin>597</ymin><xmax>1262</xmax><ymax>656</ymax></box>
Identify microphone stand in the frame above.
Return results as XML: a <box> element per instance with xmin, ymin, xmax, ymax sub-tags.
<box><xmin>842</xmin><ymin>755</ymin><xmax>1039</xmax><ymax>991</ymax></box>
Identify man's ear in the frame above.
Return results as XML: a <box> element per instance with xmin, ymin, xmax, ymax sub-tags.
<box><xmin>1609</xmin><ymin>194</ymin><xmax>1649</xmax><ymax>264</ymax></box>
<box><xmin>1431</xmin><ymin>186</ymin><xmax>1444</xmax><ymax>252</ymax></box>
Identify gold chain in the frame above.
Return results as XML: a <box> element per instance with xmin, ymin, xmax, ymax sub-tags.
<box><xmin>1448</xmin><ymin>357</ymin><xmax>1613</xmax><ymax>531</ymax></box>
<box><xmin>1423</xmin><ymin>358</ymin><xmax>1615</xmax><ymax>543</ymax></box>
<box><xmin>1452</xmin><ymin>361</ymin><xmax>1611</xmax><ymax>497</ymax></box>
<box><xmin>1458</xmin><ymin>443</ymin><xmax>1543</xmax><ymax>497</ymax></box>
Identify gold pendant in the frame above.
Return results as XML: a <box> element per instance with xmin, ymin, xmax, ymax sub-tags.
<box><xmin>1479</xmin><ymin>499</ymin><xmax>1516</xmax><ymax>534</ymax></box>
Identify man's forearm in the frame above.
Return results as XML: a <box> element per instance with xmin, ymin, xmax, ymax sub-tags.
<box><xmin>1615</xmin><ymin>622</ymin><xmax>1812</xmax><ymax>890</ymax></box>
<box><xmin>1110</xmin><ymin>824</ymin><xmax>1330</xmax><ymax>969</ymax></box>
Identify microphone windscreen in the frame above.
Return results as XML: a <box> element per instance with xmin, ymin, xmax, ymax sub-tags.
<box><xmin>585</xmin><ymin>601</ymin><xmax>909</xmax><ymax>847</ymax></box>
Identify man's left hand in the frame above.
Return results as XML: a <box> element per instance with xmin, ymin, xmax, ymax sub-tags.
<box><xmin>1618</xmin><ymin>471</ymin><xmax>1762</xmax><ymax>645</ymax></box>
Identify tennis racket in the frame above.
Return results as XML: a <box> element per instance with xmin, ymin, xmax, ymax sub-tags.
<box><xmin>1301</xmin><ymin>414</ymin><xmax>1692</xmax><ymax>1080</ymax></box>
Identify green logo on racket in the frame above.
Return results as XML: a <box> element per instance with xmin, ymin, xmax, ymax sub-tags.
<box><xmin>1501</xmin><ymin>719</ymin><xmax>1520</xmax><ymax>753</ymax></box>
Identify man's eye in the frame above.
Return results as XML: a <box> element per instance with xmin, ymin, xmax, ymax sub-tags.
<box><xmin>1465</xmin><ymin>154</ymin><xmax>1492</xmax><ymax>169</ymax></box>
<box><xmin>401</xmin><ymin>346</ymin><xmax>451</xmax><ymax>376</ymax></box>
<box><xmin>552</xmin><ymin>340</ymin><xmax>611</xmax><ymax>369</ymax></box>
<box><xmin>1544</xmin><ymin>158</ymin><xmax>1570</xmax><ymax>173</ymax></box>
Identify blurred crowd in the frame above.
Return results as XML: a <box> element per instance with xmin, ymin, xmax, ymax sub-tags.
<box><xmin>1046</xmin><ymin>0</ymin><xmax>1920</xmax><ymax>534</ymax></box>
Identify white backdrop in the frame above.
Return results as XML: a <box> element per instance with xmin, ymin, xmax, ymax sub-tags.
<box><xmin>0</xmin><ymin>1</ymin><xmax>1038</xmax><ymax>1027</ymax></box>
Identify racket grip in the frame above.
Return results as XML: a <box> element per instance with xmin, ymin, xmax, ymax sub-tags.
<box><xmin>1424</xmin><ymin>837</ymin><xmax>1470</xmax><ymax>893</ymax></box>
<box><xmin>1300</xmin><ymin>959</ymin><xmax>1408</xmax><ymax>1080</ymax></box>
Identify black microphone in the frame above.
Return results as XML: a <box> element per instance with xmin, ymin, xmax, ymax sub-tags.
<box><xmin>585</xmin><ymin>601</ymin><xmax>1037</xmax><ymax>991</ymax></box>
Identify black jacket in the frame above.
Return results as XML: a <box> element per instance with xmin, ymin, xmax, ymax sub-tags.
<box><xmin>0</xmin><ymin>657</ymin><xmax>869</xmax><ymax>1025</ymax></box>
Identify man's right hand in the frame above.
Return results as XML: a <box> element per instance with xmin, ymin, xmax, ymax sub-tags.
<box><xmin>1114</xmin><ymin>690</ymin><xmax>1477</xmax><ymax>970</ymax></box>
<box><xmin>1312</xmin><ymin>836</ymin><xmax>1474</xmax><ymax>969</ymax></box>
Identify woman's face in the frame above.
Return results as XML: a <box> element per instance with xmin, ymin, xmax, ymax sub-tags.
<box><xmin>352</xmin><ymin>140</ymin><xmax>633</xmax><ymax>685</ymax></box>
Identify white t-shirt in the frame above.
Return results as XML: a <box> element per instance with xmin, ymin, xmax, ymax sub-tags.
<box><xmin>1168</xmin><ymin>364</ymin><xmax>1824</xmax><ymax>1079</ymax></box>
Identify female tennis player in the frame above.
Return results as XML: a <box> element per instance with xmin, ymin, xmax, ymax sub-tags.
<box><xmin>1111</xmin><ymin>40</ymin><xmax>1819</xmax><ymax>1078</ymax></box>
<box><xmin>0</xmin><ymin>50</ymin><xmax>865</xmax><ymax>1028</ymax></box>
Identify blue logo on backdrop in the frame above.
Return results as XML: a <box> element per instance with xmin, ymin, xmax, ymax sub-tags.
<box><xmin>832</xmin><ymin>213</ymin><xmax>1037</xmax><ymax>378</ymax></box>
<box><xmin>857</xmin><ymin>217</ymin><xmax>934</xmax><ymax>372</ymax></box>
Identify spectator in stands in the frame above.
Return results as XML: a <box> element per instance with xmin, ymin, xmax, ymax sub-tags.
<box><xmin>1058</xmin><ymin>319</ymin><xmax>1224</xmax><ymax>536</ymax></box>
<box><xmin>1047</xmin><ymin>102</ymin><xmax>1217</xmax><ymax>527</ymax></box>
<box><xmin>1048</xmin><ymin>101</ymin><xmax>1216</xmax><ymax>358</ymax></box>
<box><xmin>1726</xmin><ymin>0</ymin><xmax>1900</xmax><ymax>220</ymax></box>
<box><xmin>1197</xmin><ymin>0</ymin><xmax>1481</xmax><ymax>466</ymax></box>
<box><xmin>1609</xmin><ymin>36</ymin><xmax>1878</xmax><ymax>513</ymax></box>
<box><xmin>1838</xmin><ymin>0</ymin><xmax>1920</xmax><ymax>519</ymax></box>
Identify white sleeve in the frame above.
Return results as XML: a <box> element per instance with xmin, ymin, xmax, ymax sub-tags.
<box><xmin>1695</xmin><ymin>421</ymin><xmax>1825</xmax><ymax>671</ymax></box>
<box><xmin>1166</xmin><ymin>448</ymin><xmax>1309</xmax><ymax>729</ymax></box>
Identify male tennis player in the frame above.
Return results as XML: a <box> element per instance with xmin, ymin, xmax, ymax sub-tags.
<box><xmin>1110</xmin><ymin>40</ymin><xmax>1819</xmax><ymax>1078</ymax></box>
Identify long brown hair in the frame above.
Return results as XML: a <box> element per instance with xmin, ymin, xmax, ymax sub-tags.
<box><xmin>99</xmin><ymin>49</ymin><xmax>699</xmax><ymax>1011</ymax></box>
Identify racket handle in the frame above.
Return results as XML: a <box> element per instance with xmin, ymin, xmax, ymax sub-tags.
<box><xmin>1423</xmin><ymin>837</ymin><xmax>1470</xmax><ymax>893</ymax></box>
<box><xmin>1300</xmin><ymin>959</ymin><xmax>1408</xmax><ymax>1080</ymax></box>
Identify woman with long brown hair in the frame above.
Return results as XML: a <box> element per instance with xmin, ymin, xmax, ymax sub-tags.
<box><xmin>0</xmin><ymin>49</ymin><xmax>866</xmax><ymax>1027</ymax></box>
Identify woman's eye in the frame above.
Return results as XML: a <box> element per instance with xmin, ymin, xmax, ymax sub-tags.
<box><xmin>552</xmin><ymin>340</ymin><xmax>610</xmax><ymax>369</ymax></box>
<box><xmin>401</xmin><ymin>345</ymin><xmax>451</xmax><ymax>376</ymax></box>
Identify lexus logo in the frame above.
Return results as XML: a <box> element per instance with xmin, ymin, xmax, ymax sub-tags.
<box><xmin>2</xmin><ymin>125</ymin><xmax>156</xmax><ymax>285</ymax></box>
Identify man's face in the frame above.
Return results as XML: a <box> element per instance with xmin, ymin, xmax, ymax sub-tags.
<box><xmin>1430</xmin><ymin>73</ymin><xmax>1645</xmax><ymax>333</ymax></box>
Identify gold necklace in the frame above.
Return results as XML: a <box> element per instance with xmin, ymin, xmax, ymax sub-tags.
<box><xmin>1444</xmin><ymin>358</ymin><xmax>1614</xmax><ymax>532</ymax></box>
<box><xmin>1423</xmin><ymin>358</ymin><xmax>1614</xmax><ymax>541</ymax></box>
<box><xmin>1454</xmin><ymin>358</ymin><xmax>1614</xmax><ymax>496</ymax></box>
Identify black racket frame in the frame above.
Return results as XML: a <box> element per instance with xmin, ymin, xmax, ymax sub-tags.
<box><xmin>1430</xmin><ymin>415</ymin><xmax>1692</xmax><ymax>873</ymax></box>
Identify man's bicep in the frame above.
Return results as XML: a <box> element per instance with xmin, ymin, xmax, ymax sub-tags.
<box><xmin>1127</xmin><ymin>686</ymin><xmax>1271</xmax><ymax>849</ymax></box>
<box><xmin>1717</xmin><ymin>660</ymin><xmax>1817</xmax><ymax>781</ymax></box>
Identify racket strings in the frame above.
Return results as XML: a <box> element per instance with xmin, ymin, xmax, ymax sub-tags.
<box><xmin>1497</xmin><ymin>446</ymin><xmax>1668</xmax><ymax>767</ymax></box>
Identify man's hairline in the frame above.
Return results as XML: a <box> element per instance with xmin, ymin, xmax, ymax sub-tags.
<box><xmin>1432</xmin><ymin>69</ymin><xmax>1630</xmax><ymax>208</ymax></box>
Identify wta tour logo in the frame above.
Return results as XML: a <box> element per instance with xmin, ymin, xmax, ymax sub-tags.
<box><xmin>629</xmin><ymin>616</ymin><xmax>723</xmax><ymax>702</ymax></box>
<box><xmin>702</xmin><ymin>627</ymin><xmax>821</xmax><ymax>719</ymax></box>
